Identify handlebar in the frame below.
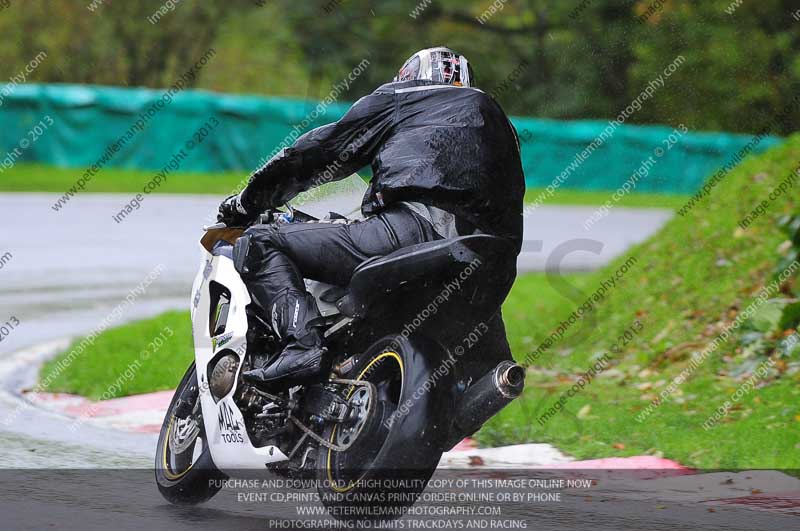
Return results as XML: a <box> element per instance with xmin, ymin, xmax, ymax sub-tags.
<box><xmin>204</xmin><ymin>203</ymin><xmax>303</xmax><ymax>232</ymax></box>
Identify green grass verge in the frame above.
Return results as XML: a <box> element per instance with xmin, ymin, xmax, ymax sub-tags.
<box><xmin>2</xmin><ymin>162</ymin><xmax>684</xmax><ymax>208</ymax></box>
<box><xmin>0</xmin><ymin>163</ymin><xmax>246</xmax><ymax>195</ymax></box>
<box><xmin>37</xmin><ymin>136</ymin><xmax>800</xmax><ymax>467</ymax></box>
<box><xmin>39</xmin><ymin>311</ymin><xmax>194</xmax><ymax>399</ymax></box>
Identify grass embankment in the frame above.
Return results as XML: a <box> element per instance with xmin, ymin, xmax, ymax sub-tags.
<box><xmin>37</xmin><ymin>137</ymin><xmax>799</xmax><ymax>468</ymax></box>
<box><xmin>493</xmin><ymin>135</ymin><xmax>800</xmax><ymax>468</ymax></box>
<box><xmin>2</xmin><ymin>162</ymin><xmax>685</xmax><ymax>208</ymax></box>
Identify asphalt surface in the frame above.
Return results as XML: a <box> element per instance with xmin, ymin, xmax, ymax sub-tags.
<box><xmin>1</xmin><ymin>469</ymin><xmax>796</xmax><ymax>531</ymax></box>
<box><xmin>0</xmin><ymin>192</ymin><xmax>670</xmax><ymax>355</ymax></box>
<box><xmin>10</xmin><ymin>192</ymin><xmax>792</xmax><ymax>529</ymax></box>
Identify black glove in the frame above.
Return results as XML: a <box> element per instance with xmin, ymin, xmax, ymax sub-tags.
<box><xmin>217</xmin><ymin>194</ymin><xmax>254</xmax><ymax>226</ymax></box>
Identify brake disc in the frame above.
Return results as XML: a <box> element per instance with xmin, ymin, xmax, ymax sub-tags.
<box><xmin>169</xmin><ymin>415</ymin><xmax>201</xmax><ymax>454</ymax></box>
<box><xmin>336</xmin><ymin>385</ymin><xmax>371</xmax><ymax>447</ymax></box>
<box><xmin>169</xmin><ymin>399</ymin><xmax>202</xmax><ymax>455</ymax></box>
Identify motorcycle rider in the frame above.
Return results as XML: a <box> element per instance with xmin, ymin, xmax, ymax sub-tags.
<box><xmin>218</xmin><ymin>47</ymin><xmax>525</xmax><ymax>388</ymax></box>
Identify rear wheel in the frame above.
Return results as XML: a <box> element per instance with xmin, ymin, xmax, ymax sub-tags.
<box><xmin>155</xmin><ymin>363</ymin><xmax>226</xmax><ymax>504</ymax></box>
<box><xmin>317</xmin><ymin>336</ymin><xmax>444</xmax><ymax>521</ymax></box>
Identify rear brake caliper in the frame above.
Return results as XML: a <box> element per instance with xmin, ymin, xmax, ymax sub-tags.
<box><xmin>301</xmin><ymin>385</ymin><xmax>352</xmax><ymax>423</ymax></box>
<box><xmin>291</xmin><ymin>380</ymin><xmax>376</xmax><ymax>452</ymax></box>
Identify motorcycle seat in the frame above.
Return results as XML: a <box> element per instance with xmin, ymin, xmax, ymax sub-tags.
<box><xmin>336</xmin><ymin>234</ymin><xmax>511</xmax><ymax>318</ymax></box>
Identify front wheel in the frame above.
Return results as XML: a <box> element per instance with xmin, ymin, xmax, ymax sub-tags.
<box><xmin>155</xmin><ymin>363</ymin><xmax>226</xmax><ymax>504</ymax></box>
<box><xmin>316</xmin><ymin>335</ymin><xmax>446</xmax><ymax>521</ymax></box>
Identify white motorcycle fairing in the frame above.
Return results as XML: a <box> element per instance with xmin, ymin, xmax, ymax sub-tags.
<box><xmin>188</xmin><ymin>174</ymin><xmax>366</xmax><ymax>473</ymax></box>
<box><xmin>190</xmin><ymin>243</ymin><xmax>289</xmax><ymax>472</ymax></box>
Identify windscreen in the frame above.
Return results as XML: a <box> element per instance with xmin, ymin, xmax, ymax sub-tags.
<box><xmin>289</xmin><ymin>173</ymin><xmax>369</xmax><ymax>220</ymax></box>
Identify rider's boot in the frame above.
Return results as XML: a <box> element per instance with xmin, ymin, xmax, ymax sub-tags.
<box><xmin>243</xmin><ymin>290</ymin><xmax>327</xmax><ymax>389</ymax></box>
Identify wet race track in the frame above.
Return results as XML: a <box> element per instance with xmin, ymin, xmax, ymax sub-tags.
<box><xmin>5</xmin><ymin>193</ymin><xmax>796</xmax><ymax>529</ymax></box>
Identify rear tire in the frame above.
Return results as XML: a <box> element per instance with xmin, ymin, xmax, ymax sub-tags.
<box><xmin>155</xmin><ymin>363</ymin><xmax>226</xmax><ymax>505</ymax></box>
<box><xmin>316</xmin><ymin>335</ymin><xmax>445</xmax><ymax>521</ymax></box>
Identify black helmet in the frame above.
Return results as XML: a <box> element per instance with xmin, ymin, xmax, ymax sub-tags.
<box><xmin>394</xmin><ymin>47</ymin><xmax>474</xmax><ymax>87</ymax></box>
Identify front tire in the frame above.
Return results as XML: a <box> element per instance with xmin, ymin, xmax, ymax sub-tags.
<box><xmin>155</xmin><ymin>363</ymin><xmax>226</xmax><ymax>504</ymax></box>
<box><xmin>316</xmin><ymin>335</ymin><xmax>445</xmax><ymax>520</ymax></box>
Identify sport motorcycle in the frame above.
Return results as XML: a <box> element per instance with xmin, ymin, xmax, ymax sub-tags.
<box><xmin>154</xmin><ymin>176</ymin><xmax>525</xmax><ymax>519</ymax></box>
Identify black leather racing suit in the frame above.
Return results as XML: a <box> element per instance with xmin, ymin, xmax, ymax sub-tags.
<box><xmin>234</xmin><ymin>79</ymin><xmax>525</xmax><ymax>362</ymax></box>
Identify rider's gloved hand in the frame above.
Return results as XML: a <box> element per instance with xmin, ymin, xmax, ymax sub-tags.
<box><xmin>217</xmin><ymin>194</ymin><xmax>255</xmax><ymax>226</ymax></box>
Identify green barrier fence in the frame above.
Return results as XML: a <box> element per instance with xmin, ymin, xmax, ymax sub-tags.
<box><xmin>0</xmin><ymin>83</ymin><xmax>783</xmax><ymax>193</ymax></box>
